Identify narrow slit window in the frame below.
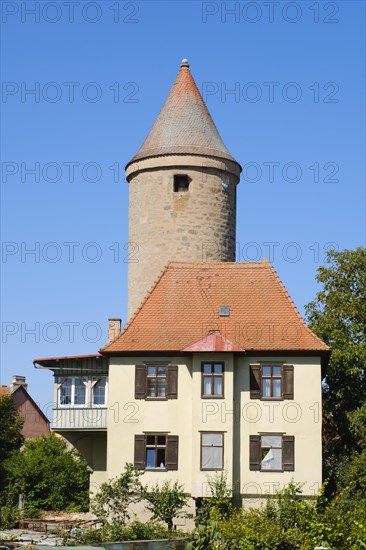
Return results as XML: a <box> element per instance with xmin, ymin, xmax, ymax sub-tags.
<box><xmin>174</xmin><ymin>175</ymin><xmax>189</xmax><ymax>192</ymax></box>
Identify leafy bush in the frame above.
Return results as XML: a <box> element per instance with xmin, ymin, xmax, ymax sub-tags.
<box><xmin>91</xmin><ymin>463</ymin><xmax>143</xmax><ymax>526</ymax></box>
<box><xmin>62</xmin><ymin>520</ymin><xmax>183</xmax><ymax>546</ymax></box>
<box><xmin>3</xmin><ymin>434</ymin><xmax>89</xmax><ymax>513</ymax></box>
<box><xmin>143</xmin><ymin>480</ymin><xmax>188</xmax><ymax>530</ymax></box>
<box><xmin>188</xmin><ymin>481</ymin><xmax>366</xmax><ymax>550</ymax></box>
<box><xmin>195</xmin><ymin>471</ymin><xmax>234</xmax><ymax>525</ymax></box>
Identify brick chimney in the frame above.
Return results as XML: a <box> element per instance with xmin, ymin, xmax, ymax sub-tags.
<box><xmin>108</xmin><ymin>318</ymin><xmax>121</xmax><ymax>343</ymax></box>
<box><xmin>11</xmin><ymin>375</ymin><xmax>28</xmax><ymax>392</ymax></box>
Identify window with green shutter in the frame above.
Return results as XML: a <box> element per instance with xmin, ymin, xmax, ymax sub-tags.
<box><xmin>250</xmin><ymin>364</ymin><xmax>294</xmax><ymax>400</ymax></box>
<box><xmin>135</xmin><ymin>364</ymin><xmax>178</xmax><ymax>400</ymax></box>
<box><xmin>249</xmin><ymin>434</ymin><xmax>295</xmax><ymax>471</ymax></box>
<box><xmin>134</xmin><ymin>434</ymin><xmax>179</xmax><ymax>470</ymax></box>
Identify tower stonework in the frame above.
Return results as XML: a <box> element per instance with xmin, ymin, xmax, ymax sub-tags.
<box><xmin>126</xmin><ymin>60</ymin><xmax>242</xmax><ymax>318</ymax></box>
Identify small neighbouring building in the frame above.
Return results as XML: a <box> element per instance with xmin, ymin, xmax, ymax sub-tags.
<box><xmin>1</xmin><ymin>375</ymin><xmax>50</xmax><ymax>438</ymax></box>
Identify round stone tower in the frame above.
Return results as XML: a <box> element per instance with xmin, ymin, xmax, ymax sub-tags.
<box><xmin>126</xmin><ymin>59</ymin><xmax>242</xmax><ymax>318</ymax></box>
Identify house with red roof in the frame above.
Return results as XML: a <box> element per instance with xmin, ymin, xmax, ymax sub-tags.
<box><xmin>34</xmin><ymin>60</ymin><xmax>329</xmax><ymax>516</ymax></box>
<box><xmin>1</xmin><ymin>376</ymin><xmax>50</xmax><ymax>438</ymax></box>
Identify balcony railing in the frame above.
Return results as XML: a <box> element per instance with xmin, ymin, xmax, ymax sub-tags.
<box><xmin>52</xmin><ymin>407</ymin><xmax>107</xmax><ymax>430</ymax></box>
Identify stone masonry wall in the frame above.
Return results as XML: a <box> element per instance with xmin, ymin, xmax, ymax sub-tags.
<box><xmin>127</xmin><ymin>163</ymin><xmax>238</xmax><ymax>318</ymax></box>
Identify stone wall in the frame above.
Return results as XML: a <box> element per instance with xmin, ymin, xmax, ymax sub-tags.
<box><xmin>127</xmin><ymin>155</ymin><xmax>240</xmax><ymax>318</ymax></box>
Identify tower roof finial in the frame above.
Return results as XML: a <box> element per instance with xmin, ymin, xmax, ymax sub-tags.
<box><xmin>180</xmin><ymin>58</ymin><xmax>189</xmax><ymax>68</ymax></box>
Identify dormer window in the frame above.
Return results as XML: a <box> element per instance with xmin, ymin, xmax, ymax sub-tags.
<box><xmin>174</xmin><ymin>175</ymin><xmax>189</xmax><ymax>192</ymax></box>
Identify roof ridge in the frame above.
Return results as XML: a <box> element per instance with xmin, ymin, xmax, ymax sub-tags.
<box><xmin>168</xmin><ymin>261</ymin><xmax>265</xmax><ymax>268</ymax></box>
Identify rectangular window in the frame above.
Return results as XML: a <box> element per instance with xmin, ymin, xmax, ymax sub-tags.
<box><xmin>147</xmin><ymin>366</ymin><xmax>166</xmax><ymax>398</ymax></box>
<box><xmin>174</xmin><ymin>174</ymin><xmax>189</xmax><ymax>192</ymax></box>
<box><xmin>59</xmin><ymin>378</ymin><xmax>87</xmax><ymax>406</ymax></box>
<box><xmin>202</xmin><ymin>362</ymin><xmax>224</xmax><ymax>398</ymax></box>
<box><xmin>262</xmin><ymin>366</ymin><xmax>282</xmax><ymax>398</ymax></box>
<box><xmin>261</xmin><ymin>435</ymin><xmax>282</xmax><ymax>470</ymax></box>
<box><xmin>201</xmin><ymin>432</ymin><xmax>224</xmax><ymax>470</ymax></box>
<box><xmin>250</xmin><ymin>364</ymin><xmax>294</xmax><ymax>400</ymax></box>
<box><xmin>135</xmin><ymin>364</ymin><xmax>178</xmax><ymax>400</ymax></box>
<box><xmin>134</xmin><ymin>434</ymin><xmax>179</xmax><ymax>471</ymax></box>
<box><xmin>93</xmin><ymin>377</ymin><xmax>107</xmax><ymax>406</ymax></box>
<box><xmin>146</xmin><ymin>434</ymin><xmax>166</xmax><ymax>469</ymax></box>
<box><xmin>60</xmin><ymin>379</ymin><xmax>72</xmax><ymax>405</ymax></box>
<box><xmin>249</xmin><ymin>434</ymin><xmax>295</xmax><ymax>471</ymax></box>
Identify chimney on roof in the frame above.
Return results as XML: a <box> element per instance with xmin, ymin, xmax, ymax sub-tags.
<box><xmin>108</xmin><ymin>318</ymin><xmax>121</xmax><ymax>343</ymax></box>
<box><xmin>11</xmin><ymin>375</ymin><xmax>27</xmax><ymax>392</ymax></box>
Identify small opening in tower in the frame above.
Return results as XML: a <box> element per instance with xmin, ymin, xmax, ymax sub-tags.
<box><xmin>174</xmin><ymin>175</ymin><xmax>189</xmax><ymax>192</ymax></box>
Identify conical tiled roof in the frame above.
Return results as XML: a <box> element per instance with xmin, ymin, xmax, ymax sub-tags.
<box><xmin>127</xmin><ymin>60</ymin><xmax>241</xmax><ymax>168</ymax></box>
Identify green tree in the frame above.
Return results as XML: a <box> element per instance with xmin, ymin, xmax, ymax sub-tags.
<box><xmin>3</xmin><ymin>434</ymin><xmax>89</xmax><ymax>512</ymax></box>
<box><xmin>91</xmin><ymin>463</ymin><xmax>143</xmax><ymax>526</ymax></box>
<box><xmin>143</xmin><ymin>480</ymin><xmax>188</xmax><ymax>530</ymax></box>
<box><xmin>196</xmin><ymin>471</ymin><xmax>233</xmax><ymax>525</ymax></box>
<box><xmin>0</xmin><ymin>395</ymin><xmax>23</xmax><ymax>490</ymax></box>
<box><xmin>305</xmin><ymin>247</ymin><xmax>366</xmax><ymax>471</ymax></box>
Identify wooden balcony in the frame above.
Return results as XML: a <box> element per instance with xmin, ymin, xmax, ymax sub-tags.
<box><xmin>52</xmin><ymin>407</ymin><xmax>107</xmax><ymax>430</ymax></box>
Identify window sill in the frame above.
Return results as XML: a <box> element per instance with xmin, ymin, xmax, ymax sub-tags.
<box><xmin>145</xmin><ymin>467</ymin><xmax>167</xmax><ymax>472</ymax></box>
<box><xmin>201</xmin><ymin>468</ymin><xmax>224</xmax><ymax>471</ymax></box>
<box><xmin>57</xmin><ymin>405</ymin><xmax>107</xmax><ymax>408</ymax></box>
<box><xmin>260</xmin><ymin>397</ymin><xmax>284</xmax><ymax>401</ymax></box>
<box><xmin>260</xmin><ymin>469</ymin><xmax>287</xmax><ymax>473</ymax></box>
<box><xmin>145</xmin><ymin>397</ymin><xmax>168</xmax><ymax>401</ymax></box>
<box><xmin>202</xmin><ymin>395</ymin><xmax>225</xmax><ymax>399</ymax></box>
<box><xmin>58</xmin><ymin>405</ymin><xmax>88</xmax><ymax>408</ymax></box>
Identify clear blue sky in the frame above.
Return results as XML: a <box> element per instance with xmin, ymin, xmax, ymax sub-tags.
<box><xmin>1</xmin><ymin>1</ymin><xmax>365</xmax><ymax>412</ymax></box>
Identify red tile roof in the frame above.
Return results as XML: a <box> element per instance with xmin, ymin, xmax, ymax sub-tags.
<box><xmin>127</xmin><ymin>60</ymin><xmax>241</xmax><ymax>168</ymax></box>
<box><xmin>182</xmin><ymin>331</ymin><xmax>242</xmax><ymax>352</ymax></box>
<box><xmin>0</xmin><ymin>386</ymin><xmax>11</xmax><ymax>396</ymax></box>
<box><xmin>101</xmin><ymin>261</ymin><xmax>329</xmax><ymax>354</ymax></box>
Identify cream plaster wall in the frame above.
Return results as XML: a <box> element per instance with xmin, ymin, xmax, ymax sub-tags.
<box><xmin>234</xmin><ymin>356</ymin><xmax>322</xmax><ymax>500</ymax></box>
<box><xmin>107</xmin><ymin>354</ymin><xmax>322</xmax><ymax>501</ymax></box>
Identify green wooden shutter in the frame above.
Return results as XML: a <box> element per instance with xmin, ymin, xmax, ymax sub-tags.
<box><xmin>250</xmin><ymin>365</ymin><xmax>261</xmax><ymax>399</ymax></box>
<box><xmin>249</xmin><ymin>435</ymin><xmax>261</xmax><ymax>470</ymax></box>
<box><xmin>167</xmin><ymin>365</ymin><xmax>178</xmax><ymax>399</ymax></box>
<box><xmin>282</xmin><ymin>365</ymin><xmax>294</xmax><ymax>399</ymax></box>
<box><xmin>166</xmin><ymin>435</ymin><xmax>179</xmax><ymax>470</ymax></box>
<box><xmin>135</xmin><ymin>364</ymin><xmax>146</xmax><ymax>399</ymax></box>
<box><xmin>134</xmin><ymin>434</ymin><xmax>146</xmax><ymax>469</ymax></box>
<box><xmin>282</xmin><ymin>436</ymin><xmax>295</xmax><ymax>471</ymax></box>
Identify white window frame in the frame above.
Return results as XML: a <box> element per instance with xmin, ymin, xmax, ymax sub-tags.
<box><xmin>261</xmin><ymin>435</ymin><xmax>282</xmax><ymax>471</ymax></box>
<box><xmin>58</xmin><ymin>377</ymin><xmax>88</xmax><ymax>407</ymax></box>
<box><xmin>91</xmin><ymin>377</ymin><xmax>108</xmax><ymax>407</ymax></box>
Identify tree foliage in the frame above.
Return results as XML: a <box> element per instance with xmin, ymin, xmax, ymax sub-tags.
<box><xmin>305</xmin><ymin>247</ymin><xmax>366</xmax><ymax>472</ymax></box>
<box><xmin>195</xmin><ymin>471</ymin><xmax>233</xmax><ymax>525</ymax></box>
<box><xmin>188</xmin><ymin>482</ymin><xmax>366</xmax><ymax>549</ymax></box>
<box><xmin>0</xmin><ymin>395</ymin><xmax>24</xmax><ymax>490</ymax></box>
<box><xmin>143</xmin><ymin>480</ymin><xmax>188</xmax><ymax>530</ymax></box>
<box><xmin>91</xmin><ymin>463</ymin><xmax>143</xmax><ymax>526</ymax></box>
<box><xmin>3</xmin><ymin>434</ymin><xmax>89</xmax><ymax>512</ymax></box>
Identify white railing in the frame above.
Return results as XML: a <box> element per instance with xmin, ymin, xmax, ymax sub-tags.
<box><xmin>52</xmin><ymin>407</ymin><xmax>107</xmax><ymax>430</ymax></box>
